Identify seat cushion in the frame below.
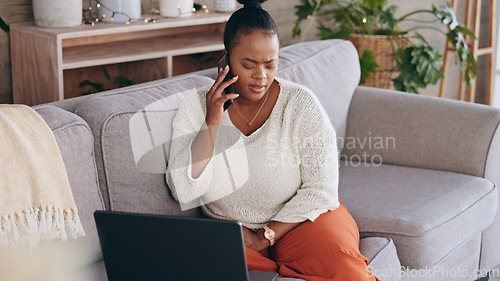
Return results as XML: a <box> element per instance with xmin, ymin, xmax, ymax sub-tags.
<box><xmin>339</xmin><ymin>162</ymin><xmax>498</xmax><ymax>268</ymax></box>
<box><xmin>74</xmin><ymin>74</ymin><xmax>213</xmax><ymax>216</ymax></box>
<box><xmin>360</xmin><ymin>237</ymin><xmax>401</xmax><ymax>281</ymax></box>
<box><xmin>34</xmin><ymin>105</ymin><xmax>105</xmax><ymax>267</ymax></box>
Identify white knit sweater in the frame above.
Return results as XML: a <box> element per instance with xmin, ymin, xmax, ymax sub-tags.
<box><xmin>166</xmin><ymin>78</ymin><xmax>339</xmax><ymax>230</ymax></box>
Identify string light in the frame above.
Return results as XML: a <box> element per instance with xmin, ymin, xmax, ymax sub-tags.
<box><xmin>82</xmin><ymin>1</ymin><xmax>207</xmax><ymax>26</ymax></box>
<box><xmin>82</xmin><ymin>0</ymin><xmax>134</xmax><ymax>25</ymax></box>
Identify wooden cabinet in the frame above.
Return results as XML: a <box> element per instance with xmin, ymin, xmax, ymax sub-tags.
<box><xmin>10</xmin><ymin>12</ymin><xmax>229</xmax><ymax>105</ymax></box>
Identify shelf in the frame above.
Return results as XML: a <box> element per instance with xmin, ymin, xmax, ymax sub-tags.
<box><xmin>11</xmin><ymin>12</ymin><xmax>230</xmax><ymax>39</ymax></box>
<box><xmin>10</xmin><ymin>12</ymin><xmax>230</xmax><ymax>105</ymax></box>
<box><xmin>62</xmin><ymin>30</ymin><xmax>224</xmax><ymax>69</ymax></box>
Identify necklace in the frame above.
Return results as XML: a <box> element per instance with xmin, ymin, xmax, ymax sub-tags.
<box><xmin>233</xmin><ymin>89</ymin><xmax>270</xmax><ymax>126</ymax></box>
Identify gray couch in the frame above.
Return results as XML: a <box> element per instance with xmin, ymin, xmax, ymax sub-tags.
<box><xmin>27</xmin><ymin>39</ymin><xmax>500</xmax><ymax>281</ymax></box>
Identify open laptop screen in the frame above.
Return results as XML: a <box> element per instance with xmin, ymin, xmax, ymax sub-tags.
<box><xmin>94</xmin><ymin>211</ymin><xmax>277</xmax><ymax>281</ymax></box>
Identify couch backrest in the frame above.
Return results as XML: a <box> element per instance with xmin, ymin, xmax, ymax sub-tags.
<box><xmin>74</xmin><ymin>75</ymin><xmax>213</xmax><ymax>216</ymax></box>
<box><xmin>277</xmin><ymin>39</ymin><xmax>360</xmax><ymax>151</ymax></box>
<box><xmin>33</xmin><ymin>105</ymin><xmax>105</xmax><ymax>267</ymax></box>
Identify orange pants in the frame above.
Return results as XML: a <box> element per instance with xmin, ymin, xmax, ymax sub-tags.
<box><xmin>245</xmin><ymin>201</ymin><xmax>379</xmax><ymax>281</ymax></box>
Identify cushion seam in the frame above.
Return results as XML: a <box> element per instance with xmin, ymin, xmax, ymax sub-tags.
<box><xmin>52</xmin><ymin>122</ymin><xmax>106</xmax><ymax>211</ymax></box>
<box><xmin>93</xmin><ymin>75</ymin><xmax>212</xmax><ymax>98</ymax></box>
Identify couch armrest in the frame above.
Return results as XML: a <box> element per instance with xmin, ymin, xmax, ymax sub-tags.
<box><xmin>342</xmin><ymin>86</ymin><xmax>500</xmax><ymax>180</ymax></box>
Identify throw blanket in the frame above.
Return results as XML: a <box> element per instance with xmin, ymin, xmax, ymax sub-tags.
<box><xmin>0</xmin><ymin>104</ymin><xmax>85</xmax><ymax>248</ymax></box>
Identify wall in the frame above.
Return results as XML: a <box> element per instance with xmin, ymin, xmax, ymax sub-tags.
<box><xmin>0</xmin><ymin>0</ymin><xmax>496</xmax><ymax>104</ymax></box>
<box><xmin>494</xmin><ymin>0</ymin><xmax>500</xmax><ymax>108</ymax></box>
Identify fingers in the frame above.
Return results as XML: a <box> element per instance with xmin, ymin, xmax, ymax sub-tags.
<box><xmin>208</xmin><ymin>66</ymin><xmax>231</xmax><ymax>97</ymax></box>
<box><xmin>209</xmin><ymin>75</ymin><xmax>239</xmax><ymax>105</ymax></box>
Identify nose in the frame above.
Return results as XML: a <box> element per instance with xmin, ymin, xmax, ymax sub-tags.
<box><xmin>251</xmin><ymin>65</ymin><xmax>267</xmax><ymax>80</ymax></box>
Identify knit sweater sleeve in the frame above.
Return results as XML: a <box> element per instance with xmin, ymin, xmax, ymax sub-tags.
<box><xmin>165</xmin><ymin>88</ymin><xmax>215</xmax><ymax>205</ymax></box>
<box><xmin>165</xmin><ymin>87</ymin><xmax>248</xmax><ymax>207</ymax></box>
<box><xmin>272</xmin><ymin>88</ymin><xmax>340</xmax><ymax>223</ymax></box>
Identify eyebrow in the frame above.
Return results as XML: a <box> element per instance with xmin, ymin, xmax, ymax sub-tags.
<box><xmin>241</xmin><ymin>58</ymin><xmax>277</xmax><ymax>64</ymax></box>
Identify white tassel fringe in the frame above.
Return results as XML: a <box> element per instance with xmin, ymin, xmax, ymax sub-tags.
<box><xmin>0</xmin><ymin>207</ymin><xmax>85</xmax><ymax>248</ymax></box>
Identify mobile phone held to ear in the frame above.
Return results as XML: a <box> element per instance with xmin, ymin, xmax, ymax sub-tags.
<box><xmin>217</xmin><ymin>54</ymin><xmax>234</xmax><ymax>111</ymax></box>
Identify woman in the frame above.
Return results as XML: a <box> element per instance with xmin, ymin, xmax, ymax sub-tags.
<box><xmin>166</xmin><ymin>0</ymin><xmax>378</xmax><ymax>280</ymax></box>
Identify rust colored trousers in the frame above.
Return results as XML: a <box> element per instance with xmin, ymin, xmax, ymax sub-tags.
<box><xmin>245</xmin><ymin>201</ymin><xmax>379</xmax><ymax>281</ymax></box>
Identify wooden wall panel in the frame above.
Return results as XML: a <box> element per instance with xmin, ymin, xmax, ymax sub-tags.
<box><xmin>0</xmin><ymin>0</ymin><xmax>34</xmax><ymax>104</ymax></box>
<box><xmin>63</xmin><ymin>58</ymin><xmax>172</xmax><ymax>99</ymax></box>
<box><xmin>11</xmin><ymin>30</ymin><xmax>59</xmax><ymax>105</ymax></box>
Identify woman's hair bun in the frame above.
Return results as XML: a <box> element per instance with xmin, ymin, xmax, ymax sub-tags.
<box><xmin>237</xmin><ymin>0</ymin><xmax>267</xmax><ymax>8</ymax></box>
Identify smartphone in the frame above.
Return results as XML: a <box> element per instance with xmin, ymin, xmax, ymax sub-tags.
<box><xmin>217</xmin><ymin>54</ymin><xmax>234</xmax><ymax>111</ymax></box>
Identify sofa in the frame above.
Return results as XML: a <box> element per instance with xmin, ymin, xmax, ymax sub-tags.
<box><xmin>21</xmin><ymin>39</ymin><xmax>499</xmax><ymax>281</ymax></box>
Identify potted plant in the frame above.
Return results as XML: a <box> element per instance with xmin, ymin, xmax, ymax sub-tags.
<box><xmin>293</xmin><ymin>0</ymin><xmax>477</xmax><ymax>94</ymax></box>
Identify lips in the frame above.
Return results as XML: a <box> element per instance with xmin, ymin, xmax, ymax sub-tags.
<box><xmin>249</xmin><ymin>85</ymin><xmax>266</xmax><ymax>93</ymax></box>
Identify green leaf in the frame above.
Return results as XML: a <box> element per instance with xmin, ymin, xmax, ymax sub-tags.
<box><xmin>362</xmin><ymin>0</ymin><xmax>387</xmax><ymax>11</ymax></box>
<box><xmin>393</xmin><ymin>47</ymin><xmax>425</xmax><ymax>93</ymax></box>
<box><xmin>293</xmin><ymin>0</ymin><xmax>318</xmax><ymax>38</ymax></box>
<box><xmin>359</xmin><ymin>49</ymin><xmax>379</xmax><ymax>84</ymax></box>
<box><xmin>332</xmin><ymin>24</ymin><xmax>355</xmax><ymax>39</ymax></box>
<box><xmin>202</xmin><ymin>57</ymin><xmax>215</xmax><ymax>65</ymax></box>
<box><xmin>409</xmin><ymin>34</ymin><xmax>444</xmax><ymax>85</ymax></box>
<box><xmin>315</xmin><ymin>22</ymin><xmax>349</xmax><ymax>39</ymax></box>
<box><xmin>433</xmin><ymin>3</ymin><xmax>459</xmax><ymax>30</ymax></box>
<box><xmin>454</xmin><ymin>25</ymin><xmax>476</xmax><ymax>39</ymax></box>
<box><xmin>94</xmin><ymin>84</ymin><xmax>106</xmax><ymax>93</ymax></box>
<box><xmin>79</xmin><ymin>80</ymin><xmax>93</xmax><ymax>88</ymax></box>
<box><xmin>0</xmin><ymin>17</ymin><xmax>9</xmax><ymax>34</ymax></box>
<box><xmin>377</xmin><ymin>5</ymin><xmax>398</xmax><ymax>31</ymax></box>
<box><xmin>113</xmin><ymin>76</ymin><xmax>133</xmax><ymax>86</ymax></box>
<box><xmin>103</xmin><ymin>68</ymin><xmax>111</xmax><ymax>85</ymax></box>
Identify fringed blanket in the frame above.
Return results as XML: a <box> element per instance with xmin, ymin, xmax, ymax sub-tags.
<box><xmin>0</xmin><ymin>104</ymin><xmax>85</xmax><ymax>247</ymax></box>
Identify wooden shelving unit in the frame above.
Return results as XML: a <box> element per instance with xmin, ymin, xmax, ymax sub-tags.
<box><xmin>10</xmin><ymin>12</ymin><xmax>230</xmax><ymax>105</ymax></box>
<box><xmin>439</xmin><ymin>0</ymin><xmax>496</xmax><ymax>105</ymax></box>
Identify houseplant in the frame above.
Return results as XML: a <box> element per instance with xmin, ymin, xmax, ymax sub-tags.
<box><xmin>293</xmin><ymin>0</ymin><xmax>477</xmax><ymax>93</ymax></box>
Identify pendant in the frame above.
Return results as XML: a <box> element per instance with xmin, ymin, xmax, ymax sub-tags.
<box><xmin>248</xmin><ymin>123</ymin><xmax>252</xmax><ymax>126</ymax></box>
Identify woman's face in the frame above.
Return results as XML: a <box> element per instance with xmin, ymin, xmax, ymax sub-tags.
<box><xmin>228</xmin><ymin>31</ymin><xmax>279</xmax><ymax>103</ymax></box>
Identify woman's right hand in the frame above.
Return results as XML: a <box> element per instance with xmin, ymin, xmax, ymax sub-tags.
<box><xmin>205</xmin><ymin>66</ymin><xmax>239</xmax><ymax>127</ymax></box>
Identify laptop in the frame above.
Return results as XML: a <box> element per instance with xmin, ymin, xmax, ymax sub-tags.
<box><xmin>94</xmin><ymin>211</ymin><xmax>279</xmax><ymax>281</ymax></box>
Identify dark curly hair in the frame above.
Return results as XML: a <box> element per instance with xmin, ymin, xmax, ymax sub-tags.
<box><xmin>223</xmin><ymin>0</ymin><xmax>278</xmax><ymax>53</ymax></box>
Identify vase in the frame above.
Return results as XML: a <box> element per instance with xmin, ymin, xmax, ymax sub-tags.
<box><xmin>159</xmin><ymin>0</ymin><xmax>194</xmax><ymax>18</ymax></box>
<box><xmin>214</xmin><ymin>0</ymin><xmax>236</xmax><ymax>13</ymax></box>
<box><xmin>98</xmin><ymin>0</ymin><xmax>141</xmax><ymax>23</ymax></box>
<box><xmin>348</xmin><ymin>34</ymin><xmax>408</xmax><ymax>90</ymax></box>
<box><xmin>33</xmin><ymin>0</ymin><xmax>82</xmax><ymax>27</ymax></box>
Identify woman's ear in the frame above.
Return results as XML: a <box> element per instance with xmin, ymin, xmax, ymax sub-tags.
<box><xmin>222</xmin><ymin>49</ymin><xmax>228</xmax><ymax>55</ymax></box>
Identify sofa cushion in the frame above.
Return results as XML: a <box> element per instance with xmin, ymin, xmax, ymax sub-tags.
<box><xmin>34</xmin><ymin>105</ymin><xmax>105</xmax><ymax>266</ymax></box>
<box><xmin>277</xmin><ymin>39</ymin><xmax>360</xmax><ymax>151</ymax></box>
<box><xmin>339</xmin><ymin>162</ymin><xmax>498</xmax><ymax>268</ymax></box>
<box><xmin>360</xmin><ymin>237</ymin><xmax>401</xmax><ymax>281</ymax></box>
<box><xmin>74</xmin><ymin>74</ymin><xmax>214</xmax><ymax>216</ymax></box>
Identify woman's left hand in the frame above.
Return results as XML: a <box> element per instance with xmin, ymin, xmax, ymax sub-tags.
<box><xmin>242</xmin><ymin>228</ymin><xmax>268</xmax><ymax>252</ymax></box>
